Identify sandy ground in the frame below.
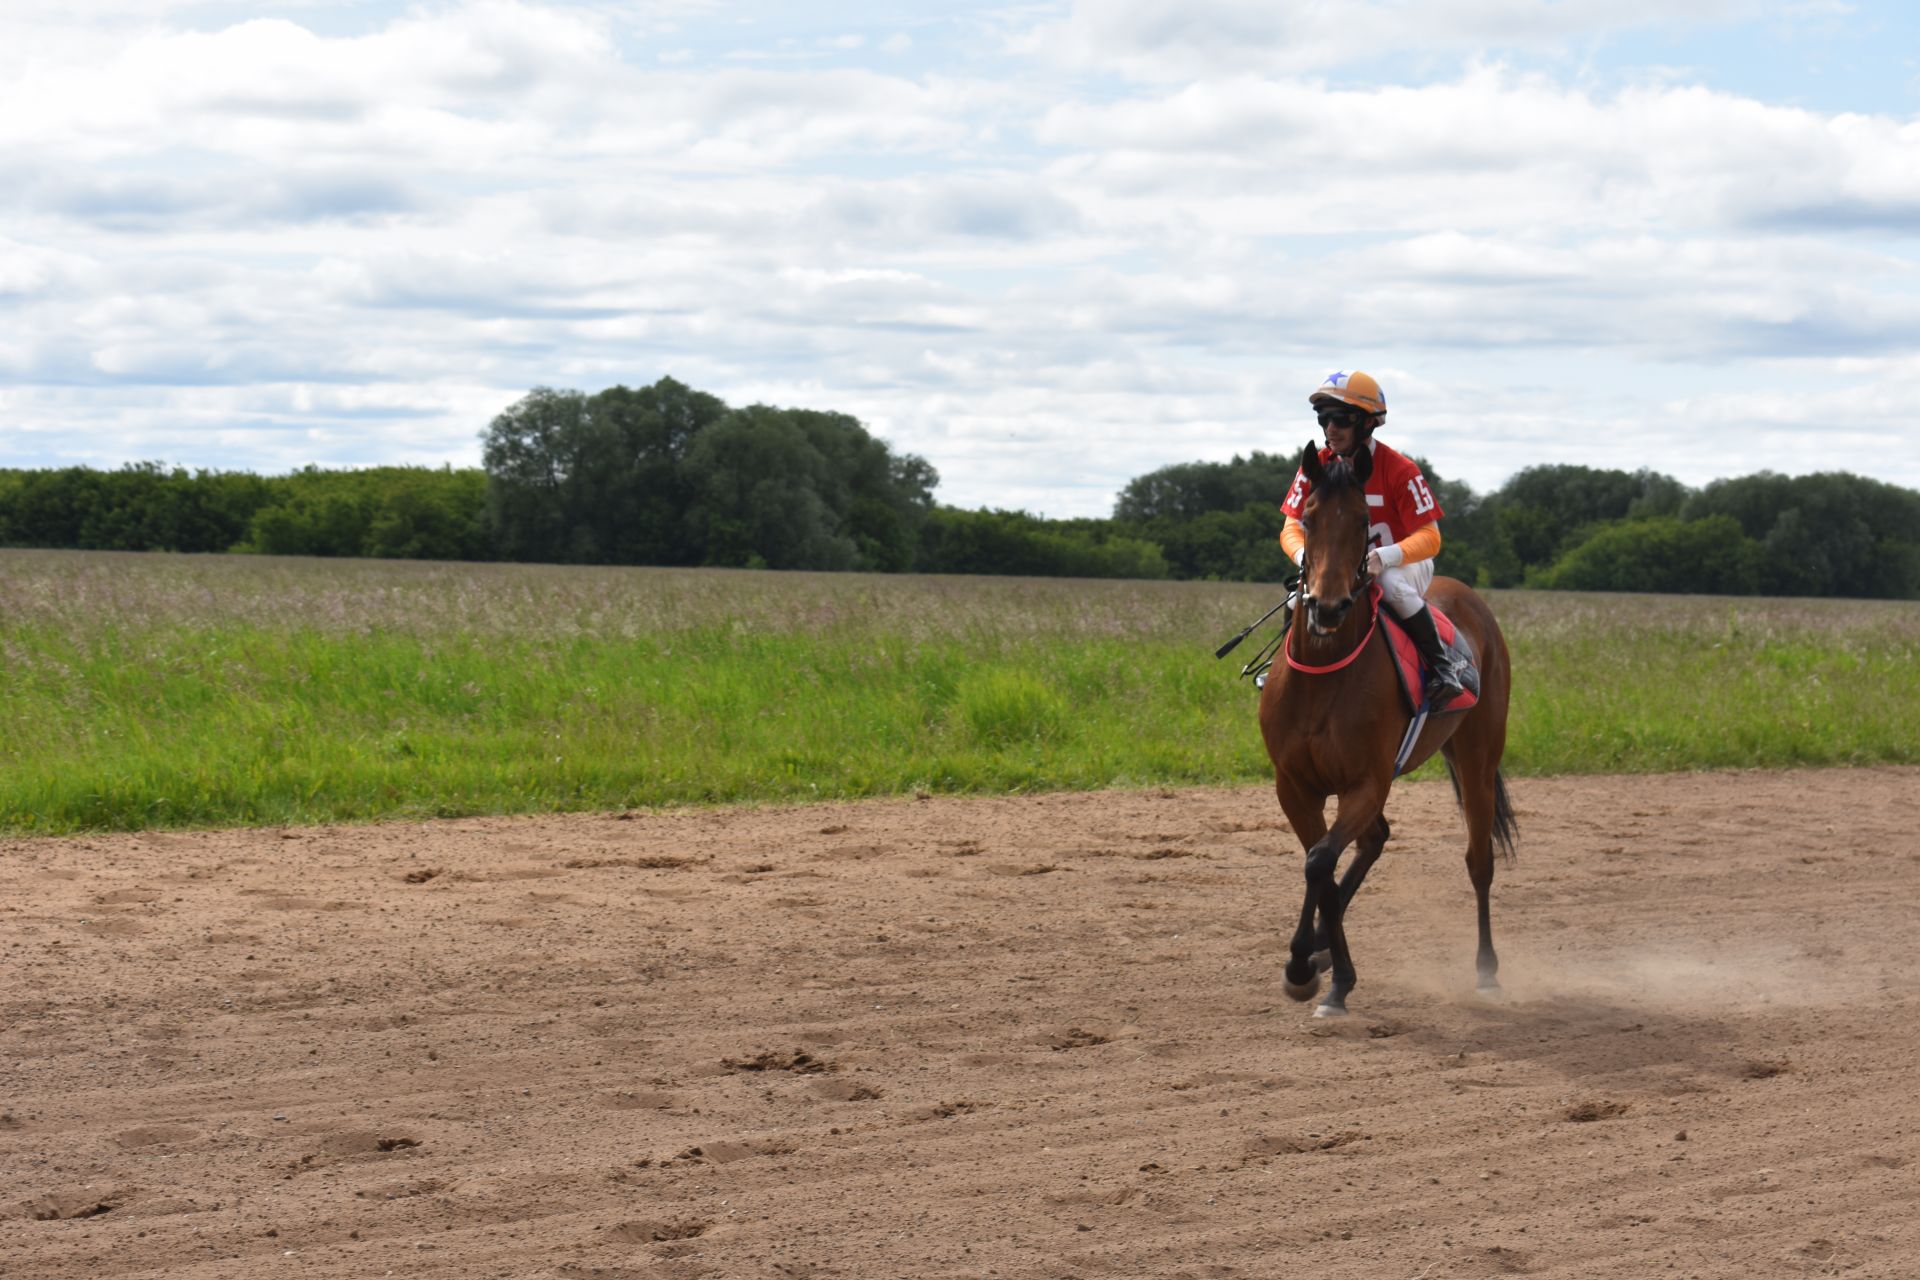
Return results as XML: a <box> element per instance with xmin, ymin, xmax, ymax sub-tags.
<box><xmin>4</xmin><ymin>766</ymin><xmax>1918</xmax><ymax>1280</ymax></box>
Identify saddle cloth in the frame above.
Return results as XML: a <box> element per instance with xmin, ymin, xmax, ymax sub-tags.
<box><xmin>1382</xmin><ymin>603</ymin><xmax>1481</xmax><ymax>716</ymax></box>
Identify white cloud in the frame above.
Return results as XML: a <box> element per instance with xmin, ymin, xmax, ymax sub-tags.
<box><xmin>1036</xmin><ymin>69</ymin><xmax>1920</xmax><ymax>239</ymax></box>
<box><xmin>2</xmin><ymin>1</ymin><xmax>1919</xmax><ymax>512</ymax></box>
<box><xmin>1015</xmin><ymin>0</ymin><xmax>1774</xmax><ymax>80</ymax></box>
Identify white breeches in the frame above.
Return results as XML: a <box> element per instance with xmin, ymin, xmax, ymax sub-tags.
<box><xmin>1379</xmin><ymin>558</ymin><xmax>1434</xmax><ymax>619</ymax></box>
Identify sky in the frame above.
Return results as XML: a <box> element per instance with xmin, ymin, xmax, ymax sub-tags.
<box><xmin>4</xmin><ymin>1</ymin><xmax>1920</xmax><ymax>517</ymax></box>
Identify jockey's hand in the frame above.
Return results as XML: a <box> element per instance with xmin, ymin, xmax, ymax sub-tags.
<box><xmin>1365</xmin><ymin>548</ymin><xmax>1386</xmax><ymax>578</ymax></box>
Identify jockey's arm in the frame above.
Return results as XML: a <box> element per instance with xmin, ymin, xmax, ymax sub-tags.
<box><xmin>1377</xmin><ymin>522</ymin><xmax>1441</xmax><ymax>569</ymax></box>
<box><xmin>1281</xmin><ymin>517</ymin><xmax>1441</xmax><ymax>569</ymax></box>
<box><xmin>1280</xmin><ymin>516</ymin><xmax>1307</xmax><ymax>565</ymax></box>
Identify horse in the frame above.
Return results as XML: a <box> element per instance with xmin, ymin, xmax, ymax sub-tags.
<box><xmin>1257</xmin><ymin>441</ymin><xmax>1517</xmax><ymax>1018</ymax></box>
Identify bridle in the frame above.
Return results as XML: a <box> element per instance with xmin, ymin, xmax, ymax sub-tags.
<box><xmin>1297</xmin><ymin>535</ymin><xmax>1375</xmax><ymax>617</ymax></box>
<box><xmin>1289</xmin><ymin>501</ymin><xmax>1378</xmax><ymax>674</ymax></box>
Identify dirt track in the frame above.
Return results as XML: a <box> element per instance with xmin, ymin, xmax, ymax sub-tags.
<box><xmin>4</xmin><ymin>767</ymin><xmax>1918</xmax><ymax>1279</ymax></box>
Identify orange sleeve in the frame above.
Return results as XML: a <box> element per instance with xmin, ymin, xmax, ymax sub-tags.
<box><xmin>1279</xmin><ymin>516</ymin><xmax>1306</xmax><ymax>564</ymax></box>
<box><xmin>1394</xmin><ymin>523</ymin><xmax>1442</xmax><ymax>566</ymax></box>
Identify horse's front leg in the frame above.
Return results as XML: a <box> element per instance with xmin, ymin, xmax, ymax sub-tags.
<box><xmin>1302</xmin><ymin>785</ymin><xmax>1389</xmax><ymax>1017</ymax></box>
<box><xmin>1310</xmin><ymin>813</ymin><xmax>1390</xmax><ymax>969</ymax></box>
<box><xmin>1274</xmin><ymin>781</ymin><xmax>1329</xmax><ymax>1003</ymax></box>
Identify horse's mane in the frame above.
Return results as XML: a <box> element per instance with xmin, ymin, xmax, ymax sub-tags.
<box><xmin>1318</xmin><ymin>455</ymin><xmax>1363</xmax><ymax>499</ymax></box>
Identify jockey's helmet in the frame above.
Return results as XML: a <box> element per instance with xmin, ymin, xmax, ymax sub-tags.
<box><xmin>1308</xmin><ymin>369</ymin><xmax>1387</xmax><ymax>420</ymax></box>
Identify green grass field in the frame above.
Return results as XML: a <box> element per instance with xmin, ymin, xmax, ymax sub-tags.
<box><xmin>2</xmin><ymin>549</ymin><xmax>1915</xmax><ymax>834</ymax></box>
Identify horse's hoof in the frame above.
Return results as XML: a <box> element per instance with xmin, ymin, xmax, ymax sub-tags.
<box><xmin>1310</xmin><ymin>949</ymin><xmax>1333</xmax><ymax>975</ymax></box>
<box><xmin>1475</xmin><ymin>980</ymin><xmax>1505</xmax><ymax>1001</ymax></box>
<box><xmin>1312</xmin><ymin>1000</ymin><xmax>1349</xmax><ymax>1019</ymax></box>
<box><xmin>1281</xmin><ymin>966</ymin><xmax>1322</xmax><ymax>1003</ymax></box>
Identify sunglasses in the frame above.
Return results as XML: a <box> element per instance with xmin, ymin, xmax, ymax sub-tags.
<box><xmin>1316</xmin><ymin>408</ymin><xmax>1367</xmax><ymax>430</ymax></box>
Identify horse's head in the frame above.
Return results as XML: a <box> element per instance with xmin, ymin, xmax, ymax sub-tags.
<box><xmin>1297</xmin><ymin>441</ymin><xmax>1374</xmax><ymax>636</ymax></box>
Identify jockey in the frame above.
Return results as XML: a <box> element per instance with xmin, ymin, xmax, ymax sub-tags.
<box><xmin>1279</xmin><ymin>370</ymin><xmax>1466</xmax><ymax>709</ymax></box>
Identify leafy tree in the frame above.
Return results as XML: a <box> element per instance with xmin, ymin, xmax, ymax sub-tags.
<box><xmin>1113</xmin><ymin>451</ymin><xmax>1300</xmax><ymax>524</ymax></box>
<box><xmin>0</xmin><ymin>464</ymin><xmax>272</xmax><ymax>552</ymax></box>
<box><xmin>364</xmin><ymin>470</ymin><xmax>491</xmax><ymax>561</ymax></box>
<box><xmin>241</xmin><ymin>466</ymin><xmax>491</xmax><ymax>559</ymax></box>
<box><xmin>480</xmin><ymin>379</ymin><xmax>928</xmax><ymax>572</ymax></box>
<box><xmin>1497</xmin><ymin>503</ymin><xmax>1561</xmax><ymax>570</ymax></box>
<box><xmin>682</xmin><ymin>407</ymin><xmax>854</xmax><ymax>570</ymax></box>
<box><xmin>1532</xmin><ymin>515</ymin><xmax>1763</xmax><ymax>594</ymax></box>
<box><xmin>248</xmin><ymin>494</ymin><xmax>367</xmax><ymax>557</ymax></box>
<box><xmin>1146</xmin><ymin>504</ymin><xmax>1290</xmax><ymax>581</ymax></box>
<box><xmin>1684</xmin><ymin>471</ymin><xmax>1920</xmax><ymax>598</ymax></box>
<box><xmin>1471</xmin><ymin>465</ymin><xmax>1683</xmax><ymax>578</ymax></box>
<box><xmin>480</xmin><ymin>387</ymin><xmax>601</xmax><ymax>563</ymax></box>
<box><xmin>680</xmin><ymin>405</ymin><xmax>936</xmax><ymax>572</ymax></box>
<box><xmin>579</xmin><ymin>377</ymin><xmax>728</xmax><ymax>564</ymax></box>
<box><xmin>915</xmin><ymin>508</ymin><xmax>1168</xmax><ymax>578</ymax></box>
<box><xmin>1626</xmin><ymin>471</ymin><xmax>1689</xmax><ymax>520</ymax></box>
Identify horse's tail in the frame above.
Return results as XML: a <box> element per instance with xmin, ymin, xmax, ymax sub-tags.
<box><xmin>1490</xmin><ymin>769</ymin><xmax>1518</xmax><ymax>865</ymax></box>
<box><xmin>1442</xmin><ymin>759</ymin><xmax>1519</xmax><ymax>866</ymax></box>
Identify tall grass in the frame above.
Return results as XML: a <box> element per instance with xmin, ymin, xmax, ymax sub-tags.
<box><xmin>1</xmin><ymin>550</ymin><xmax>1915</xmax><ymax>833</ymax></box>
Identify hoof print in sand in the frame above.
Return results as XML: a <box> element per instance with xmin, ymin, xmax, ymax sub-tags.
<box><xmin>94</xmin><ymin>888</ymin><xmax>162</xmax><ymax>904</ymax></box>
<box><xmin>16</xmin><ymin>1190</ymin><xmax>124</xmax><ymax>1221</ymax></box>
<box><xmin>114</xmin><ymin>1124</ymin><xmax>199</xmax><ymax>1150</ymax></box>
<box><xmin>1563</xmin><ymin>1100</ymin><xmax>1629</xmax><ymax>1122</ymax></box>
<box><xmin>1043</xmin><ymin>1027</ymin><xmax>1110</xmax><ymax>1052</ymax></box>
<box><xmin>722</xmin><ymin>1048</ymin><xmax>830</xmax><ymax>1074</ymax></box>
<box><xmin>606</xmin><ymin>1218</ymin><xmax>710</xmax><ymax>1243</ymax></box>
<box><xmin>607</xmin><ymin>1090</ymin><xmax>678</xmax><ymax>1110</ymax></box>
<box><xmin>811</xmin><ymin>1080</ymin><xmax>881</xmax><ymax>1102</ymax></box>
<box><xmin>292</xmin><ymin>1131</ymin><xmax>422</xmax><ymax>1173</ymax></box>
<box><xmin>666</xmin><ymin>1138</ymin><xmax>796</xmax><ymax>1166</ymax></box>
<box><xmin>564</xmin><ymin>855</ymin><xmax>702</xmax><ymax>871</ymax></box>
<box><xmin>355</xmin><ymin>1178</ymin><xmax>444</xmax><ymax>1200</ymax></box>
<box><xmin>1240</xmin><ymin>1131</ymin><xmax>1362</xmax><ymax>1164</ymax></box>
<box><xmin>1483</xmin><ymin>1244</ymin><xmax>1536</xmax><ymax>1274</ymax></box>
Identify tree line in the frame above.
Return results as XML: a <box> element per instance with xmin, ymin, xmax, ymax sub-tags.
<box><xmin>1111</xmin><ymin>450</ymin><xmax>1920</xmax><ymax>599</ymax></box>
<box><xmin>0</xmin><ymin>461</ymin><xmax>490</xmax><ymax>562</ymax></box>
<box><xmin>2</xmin><ymin>376</ymin><xmax>1915</xmax><ymax>598</ymax></box>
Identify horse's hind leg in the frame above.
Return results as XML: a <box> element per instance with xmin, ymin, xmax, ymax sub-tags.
<box><xmin>1310</xmin><ymin>813</ymin><xmax>1390</xmax><ymax>973</ymax></box>
<box><xmin>1446</xmin><ymin>743</ymin><xmax>1504</xmax><ymax>993</ymax></box>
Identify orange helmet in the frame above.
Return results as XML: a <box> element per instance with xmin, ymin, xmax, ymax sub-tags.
<box><xmin>1308</xmin><ymin>369</ymin><xmax>1386</xmax><ymax>419</ymax></box>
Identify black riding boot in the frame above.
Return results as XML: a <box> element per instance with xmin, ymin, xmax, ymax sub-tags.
<box><xmin>1401</xmin><ymin>604</ymin><xmax>1464</xmax><ymax>709</ymax></box>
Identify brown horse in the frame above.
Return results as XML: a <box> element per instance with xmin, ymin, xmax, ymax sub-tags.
<box><xmin>1258</xmin><ymin>442</ymin><xmax>1517</xmax><ymax>1017</ymax></box>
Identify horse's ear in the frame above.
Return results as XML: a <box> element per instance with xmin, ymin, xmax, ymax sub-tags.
<box><xmin>1351</xmin><ymin>441</ymin><xmax>1373</xmax><ymax>485</ymax></box>
<box><xmin>1300</xmin><ymin>442</ymin><xmax>1324</xmax><ymax>485</ymax></box>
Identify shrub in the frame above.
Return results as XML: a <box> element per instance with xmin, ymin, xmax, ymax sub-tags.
<box><xmin>1533</xmin><ymin>516</ymin><xmax>1763</xmax><ymax>594</ymax></box>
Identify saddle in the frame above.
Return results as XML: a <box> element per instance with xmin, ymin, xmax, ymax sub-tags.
<box><xmin>1382</xmin><ymin>603</ymin><xmax>1481</xmax><ymax>717</ymax></box>
<box><xmin>1381</xmin><ymin>603</ymin><xmax>1481</xmax><ymax>777</ymax></box>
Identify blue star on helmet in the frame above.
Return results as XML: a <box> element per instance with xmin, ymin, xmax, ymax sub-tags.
<box><xmin>1323</xmin><ymin>371</ymin><xmax>1348</xmax><ymax>388</ymax></box>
